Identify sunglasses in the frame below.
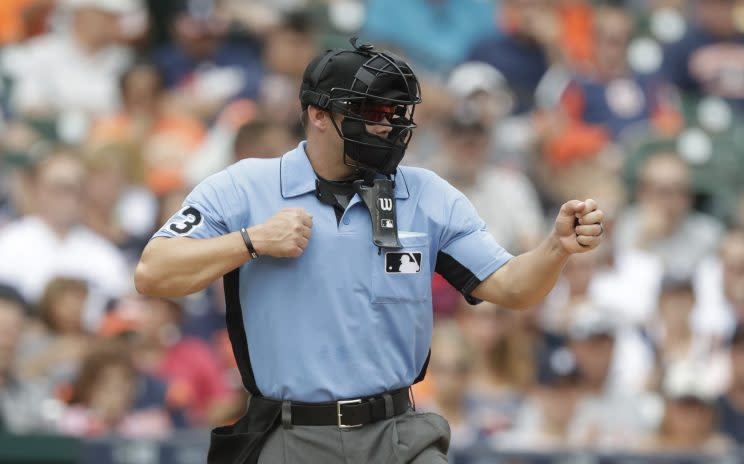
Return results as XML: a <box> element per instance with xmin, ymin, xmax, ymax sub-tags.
<box><xmin>349</xmin><ymin>102</ymin><xmax>406</xmax><ymax>123</ymax></box>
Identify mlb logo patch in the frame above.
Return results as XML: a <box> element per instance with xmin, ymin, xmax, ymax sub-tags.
<box><xmin>385</xmin><ymin>252</ymin><xmax>422</xmax><ymax>274</ymax></box>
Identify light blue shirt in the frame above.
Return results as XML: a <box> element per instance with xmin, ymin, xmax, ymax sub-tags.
<box><xmin>154</xmin><ymin>142</ymin><xmax>512</xmax><ymax>402</ymax></box>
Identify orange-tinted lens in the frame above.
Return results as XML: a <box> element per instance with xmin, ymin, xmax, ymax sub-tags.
<box><xmin>361</xmin><ymin>103</ymin><xmax>396</xmax><ymax>122</ymax></box>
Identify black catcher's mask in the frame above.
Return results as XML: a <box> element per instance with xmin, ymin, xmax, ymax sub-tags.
<box><xmin>299</xmin><ymin>38</ymin><xmax>422</xmax><ymax>177</ymax></box>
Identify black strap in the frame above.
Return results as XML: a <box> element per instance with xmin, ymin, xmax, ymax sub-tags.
<box><xmin>414</xmin><ymin>350</ymin><xmax>431</xmax><ymax>384</ymax></box>
<box><xmin>309</xmin><ymin>50</ymin><xmax>339</xmax><ymax>87</ymax></box>
<box><xmin>300</xmin><ymin>49</ymin><xmax>343</xmax><ymax>110</ymax></box>
<box><xmin>223</xmin><ymin>269</ymin><xmax>261</xmax><ymax>396</ymax></box>
<box><xmin>251</xmin><ymin>387</ymin><xmax>410</xmax><ymax>427</ymax></box>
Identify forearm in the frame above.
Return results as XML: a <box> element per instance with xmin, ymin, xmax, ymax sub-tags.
<box><xmin>135</xmin><ymin>232</ymin><xmax>251</xmax><ymax>297</ymax></box>
<box><xmin>472</xmin><ymin>232</ymin><xmax>570</xmax><ymax>309</ymax></box>
<box><xmin>135</xmin><ymin>208</ymin><xmax>312</xmax><ymax>297</ymax></box>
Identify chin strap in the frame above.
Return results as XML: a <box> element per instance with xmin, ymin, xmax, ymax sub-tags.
<box><xmin>353</xmin><ymin>176</ymin><xmax>401</xmax><ymax>249</ymax></box>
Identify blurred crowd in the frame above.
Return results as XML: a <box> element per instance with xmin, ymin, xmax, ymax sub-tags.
<box><xmin>1</xmin><ymin>0</ymin><xmax>744</xmax><ymax>460</ymax></box>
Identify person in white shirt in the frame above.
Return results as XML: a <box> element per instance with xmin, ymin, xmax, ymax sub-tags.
<box><xmin>3</xmin><ymin>0</ymin><xmax>139</xmax><ymax>134</ymax></box>
<box><xmin>691</xmin><ymin>228</ymin><xmax>744</xmax><ymax>340</ymax></box>
<box><xmin>564</xmin><ymin>313</ymin><xmax>660</xmax><ymax>450</ymax></box>
<box><xmin>614</xmin><ymin>151</ymin><xmax>724</xmax><ymax>285</ymax></box>
<box><xmin>0</xmin><ymin>150</ymin><xmax>131</xmax><ymax>327</ymax></box>
<box><xmin>428</xmin><ymin>113</ymin><xmax>544</xmax><ymax>254</ymax></box>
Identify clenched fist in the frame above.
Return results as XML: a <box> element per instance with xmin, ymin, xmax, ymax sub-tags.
<box><xmin>248</xmin><ymin>208</ymin><xmax>313</xmax><ymax>258</ymax></box>
<box><xmin>553</xmin><ymin>199</ymin><xmax>604</xmax><ymax>254</ymax></box>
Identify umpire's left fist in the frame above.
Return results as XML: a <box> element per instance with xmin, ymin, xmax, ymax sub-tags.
<box><xmin>249</xmin><ymin>208</ymin><xmax>313</xmax><ymax>258</ymax></box>
<box><xmin>553</xmin><ymin>199</ymin><xmax>604</xmax><ymax>255</ymax></box>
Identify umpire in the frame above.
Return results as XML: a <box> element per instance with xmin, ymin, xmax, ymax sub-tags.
<box><xmin>135</xmin><ymin>39</ymin><xmax>604</xmax><ymax>464</ymax></box>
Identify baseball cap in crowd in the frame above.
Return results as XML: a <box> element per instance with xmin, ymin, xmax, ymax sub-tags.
<box><xmin>568</xmin><ymin>310</ymin><xmax>617</xmax><ymax>341</ymax></box>
<box><xmin>447</xmin><ymin>62</ymin><xmax>509</xmax><ymax>98</ymax></box>
<box><xmin>662</xmin><ymin>362</ymin><xmax>717</xmax><ymax>404</ymax></box>
<box><xmin>61</xmin><ymin>0</ymin><xmax>142</xmax><ymax>15</ymax></box>
<box><xmin>447</xmin><ymin>61</ymin><xmax>515</xmax><ymax>123</ymax></box>
<box><xmin>448</xmin><ymin>62</ymin><xmax>514</xmax><ymax>107</ymax></box>
<box><xmin>0</xmin><ymin>282</ymin><xmax>30</xmax><ymax>316</ymax></box>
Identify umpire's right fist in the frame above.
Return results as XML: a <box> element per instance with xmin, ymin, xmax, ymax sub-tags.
<box><xmin>249</xmin><ymin>208</ymin><xmax>313</xmax><ymax>258</ymax></box>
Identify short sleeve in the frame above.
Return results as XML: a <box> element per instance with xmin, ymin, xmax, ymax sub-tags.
<box><xmin>433</xmin><ymin>179</ymin><xmax>513</xmax><ymax>304</ymax></box>
<box><xmin>152</xmin><ymin>170</ymin><xmax>236</xmax><ymax>240</ymax></box>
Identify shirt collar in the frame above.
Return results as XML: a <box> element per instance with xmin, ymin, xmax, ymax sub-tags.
<box><xmin>280</xmin><ymin>141</ymin><xmax>409</xmax><ymax>199</ymax></box>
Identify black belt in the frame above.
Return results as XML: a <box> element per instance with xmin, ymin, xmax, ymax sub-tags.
<box><xmin>253</xmin><ymin>387</ymin><xmax>411</xmax><ymax>428</ymax></box>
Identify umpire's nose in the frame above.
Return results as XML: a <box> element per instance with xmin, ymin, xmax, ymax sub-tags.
<box><xmin>367</xmin><ymin>123</ymin><xmax>393</xmax><ymax>138</ymax></box>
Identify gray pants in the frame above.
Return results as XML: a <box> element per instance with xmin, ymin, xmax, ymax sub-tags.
<box><xmin>257</xmin><ymin>409</ymin><xmax>451</xmax><ymax>464</ymax></box>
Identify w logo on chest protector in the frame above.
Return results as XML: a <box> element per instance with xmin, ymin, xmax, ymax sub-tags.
<box><xmin>378</xmin><ymin>198</ymin><xmax>393</xmax><ymax>211</ymax></box>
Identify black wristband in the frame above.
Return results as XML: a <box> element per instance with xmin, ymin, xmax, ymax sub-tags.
<box><xmin>240</xmin><ymin>228</ymin><xmax>259</xmax><ymax>259</ymax></box>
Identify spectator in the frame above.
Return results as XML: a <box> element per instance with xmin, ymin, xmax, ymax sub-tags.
<box><xmin>428</xmin><ymin>112</ymin><xmax>544</xmax><ymax>254</ymax></box>
<box><xmin>558</xmin><ymin>6</ymin><xmax>680</xmax><ymax>142</ymax></box>
<box><xmin>152</xmin><ymin>0</ymin><xmax>263</xmax><ymax>120</ymax></box>
<box><xmin>361</xmin><ymin>0</ymin><xmax>496</xmax><ymax>73</ymax></box>
<box><xmin>539</xmin><ymin>178</ymin><xmax>665</xmax><ymax>330</ymax></box>
<box><xmin>649</xmin><ymin>281</ymin><xmax>730</xmax><ymax>398</ymax></box>
<box><xmin>717</xmin><ymin>325</ymin><xmax>744</xmax><ymax>444</ymax></box>
<box><xmin>445</xmin><ymin>61</ymin><xmax>539</xmax><ymax>172</ymax></box>
<box><xmin>97</xmin><ymin>295</ymin><xmax>192</xmax><ymax>428</ymax></box>
<box><xmin>0</xmin><ymin>147</ymin><xmax>36</xmax><ymax>227</ymax></box>
<box><xmin>81</xmin><ymin>142</ymin><xmax>157</xmax><ymax>264</ymax></box>
<box><xmin>691</xmin><ymin>228</ymin><xmax>744</xmax><ymax>340</ymax></box>
<box><xmin>131</xmin><ymin>297</ymin><xmax>239</xmax><ymax>426</ymax></box>
<box><xmin>57</xmin><ymin>341</ymin><xmax>172</xmax><ymax>438</ymax></box>
<box><xmin>466</xmin><ymin>0</ymin><xmax>558</xmax><ymax>113</ymax></box>
<box><xmin>88</xmin><ymin>61</ymin><xmax>206</xmax><ymax>195</ymax></box>
<box><xmin>17</xmin><ymin>278</ymin><xmax>92</xmax><ymax>387</ymax></box>
<box><xmin>566</xmin><ymin>312</ymin><xmax>658</xmax><ymax>450</ymax></box>
<box><xmin>422</xmin><ymin>321</ymin><xmax>481</xmax><ymax>454</ymax></box>
<box><xmin>540</xmin><ymin>253</ymin><xmax>600</xmax><ymax>336</ymax></box>
<box><xmin>643</xmin><ymin>363</ymin><xmax>731</xmax><ymax>453</ymax></box>
<box><xmin>0</xmin><ymin>151</ymin><xmax>131</xmax><ymax>325</ymax></box>
<box><xmin>4</xmin><ymin>0</ymin><xmax>138</xmax><ymax>128</ymax></box>
<box><xmin>232</xmin><ymin>118</ymin><xmax>294</xmax><ymax>162</ymax></box>
<box><xmin>259</xmin><ymin>11</ymin><xmax>319</xmax><ymax>129</ymax></box>
<box><xmin>654</xmin><ymin>282</ymin><xmax>704</xmax><ymax>367</ymax></box>
<box><xmin>614</xmin><ymin>151</ymin><xmax>724</xmax><ymax>285</ymax></box>
<box><xmin>446</xmin><ymin>62</ymin><xmax>516</xmax><ymax>129</ymax></box>
<box><xmin>502</xmin><ymin>347</ymin><xmax>581</xmax><ymax>450</ymax></box>
<box><xmin>456</xmin><ymin>302</ymin><xmax>533</xmax><ymax>437</ymax></box>
<box><xmin>175</xmin><ymin>12</ymin><xmax>314</xmax><ymax>186</ymax></box>
<box><xmin>0</xmin><ymin>284</ymin><xmax>50</xmax><ymax>433</ymax></box>
<box><xmin>180</xmin><ymin>10</ymin><xmax>315</xmax><ymax>184</ymax></box>
<box><xmin>540</xmin><ymin>183</ymin><xmax>664</xmax><ymax>332</ymax></box>
<box><xmin>661</xmin><ymin>0</ymin><xmax>744</xmax><ymax>107</ymax></box>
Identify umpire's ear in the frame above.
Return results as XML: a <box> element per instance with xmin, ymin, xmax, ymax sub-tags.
<box><xmin>307</xmin><ymin>105</ymin><xmax>334</xmax><ymax>132</ymax></box>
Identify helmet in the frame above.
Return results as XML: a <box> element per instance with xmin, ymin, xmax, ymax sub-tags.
<box><xmin>299</xmin><ymin>38</ymin><xmax>421</xmax><ymax>176</ymax></box>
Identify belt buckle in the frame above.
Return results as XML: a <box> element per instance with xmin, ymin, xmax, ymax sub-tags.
<box><xmin>337</xmin><ymin>398</ymin><xmax>362</xmax><ymax>428</ymax></box>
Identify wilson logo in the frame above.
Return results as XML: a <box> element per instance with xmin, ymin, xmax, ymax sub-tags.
<box><xmin>378</xmin><ymin>198</ymin><xmax>393</xmax><ymax>211</ymax></box>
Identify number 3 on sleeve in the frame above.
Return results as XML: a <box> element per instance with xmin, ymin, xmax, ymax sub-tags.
<box><xmin>169</xmin><ymin>206</ymin><xmax>203</xmax><ymax>235</ymax></box>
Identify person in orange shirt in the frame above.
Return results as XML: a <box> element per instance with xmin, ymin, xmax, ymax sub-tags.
<box><xmin>0</xmin><ymin>0</ymin><xmax>54</xmax><ymax>45</ymax></box>
<box><xmin>544</xmin><ymin>5</ymin><xmax>681</xmax><ymax>167</ymax></box>
<box><xmin>89</xmin><ymin>61</ymin><xmax>206</xmax><ymax>195</ymax></box>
